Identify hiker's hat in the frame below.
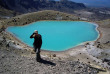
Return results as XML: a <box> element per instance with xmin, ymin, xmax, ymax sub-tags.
<box><xmin>34</xmin><ymin>30</ymin><xmax>38</xmax><ymax>33</ymax></box>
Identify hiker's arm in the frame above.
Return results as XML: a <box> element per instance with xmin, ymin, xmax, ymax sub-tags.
<box><xmin>30</xmin><ymin>33</ymin><xmax>35</xmax><ymax>38</ymax></box>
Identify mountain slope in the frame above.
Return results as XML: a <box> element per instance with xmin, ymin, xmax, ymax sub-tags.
<box><xmin>0</xmin><ymin>0</ymin><xmax>86</xmax><ymax>13</ymax></box>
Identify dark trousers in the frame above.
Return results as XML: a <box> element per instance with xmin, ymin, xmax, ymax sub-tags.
<box><xmin>34</xmin><ymin>45</ymin><xmax>41</xmax><ymax>61</ymax></box>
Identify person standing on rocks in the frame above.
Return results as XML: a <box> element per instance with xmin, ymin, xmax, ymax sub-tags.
<box><xmin>30</xmin><ymin>30</ymin><xmax>42</xmax><ymax>62</ymax></box>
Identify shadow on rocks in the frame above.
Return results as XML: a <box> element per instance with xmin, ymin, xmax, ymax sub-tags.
<box><xmin>37</xmin><ymin>58</ymin><xmax>56</xmax><ymax>66</ymax></box>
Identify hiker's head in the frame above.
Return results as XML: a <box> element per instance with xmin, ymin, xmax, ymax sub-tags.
<box><xmin>34</xmin><ymin>30</ymin><xmax>38</xmax><ymax>34</ymax></box>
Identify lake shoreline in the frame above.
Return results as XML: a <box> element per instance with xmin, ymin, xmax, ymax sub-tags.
<box><xmin>5</xmin><ymin>20</ymin><xmax>104</xmax><ymax>62</ymax></box>
<box><xmin>5</xmin><ymin>21</ymin><xmax>100</xmax><ymax>52</ymax></box>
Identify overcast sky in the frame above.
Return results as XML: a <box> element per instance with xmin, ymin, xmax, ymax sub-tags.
<box><xmin>55</xmin><ymin>0</ymin><xmax>110</xmax><ymax>7</ymax></box>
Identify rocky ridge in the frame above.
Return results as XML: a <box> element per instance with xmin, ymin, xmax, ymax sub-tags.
<box><xmin>0</xmin><ymin>0</ymin><xmax>86</xmax><ymax>13</ymax></box>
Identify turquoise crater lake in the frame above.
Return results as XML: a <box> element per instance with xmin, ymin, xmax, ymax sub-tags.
<box><xmin>7</xmin><ymin>21</ymin><xmax>99</xmax><ymax>51</ymax></box>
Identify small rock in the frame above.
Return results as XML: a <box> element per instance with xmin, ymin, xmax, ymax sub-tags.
<box><xmin>53</xmin><ymin>54</ymin><xmax>56</xmax><ymax>57</ymax></box>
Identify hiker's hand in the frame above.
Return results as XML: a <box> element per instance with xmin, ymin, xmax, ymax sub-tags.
<box><xmin>33</xmin><ymin>34</ymin><xmax>35</xmax><ymax>37</ymax></box>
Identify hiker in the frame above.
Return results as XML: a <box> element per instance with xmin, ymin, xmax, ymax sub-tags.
<box><xmin>30</xmin><ymin>30</ymin><xmax>42</xmax><ymax>62</ymax></box>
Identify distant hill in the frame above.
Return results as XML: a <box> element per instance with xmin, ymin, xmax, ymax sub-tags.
<box><xmin>71</xmin><ymin>0</ymin><xmax>110</xmax><ymax>8</ymax></box>
<box><xmin>0</xmin><ymin>0</ymin><xmax>86</xmax><ymax>13</ymax></box>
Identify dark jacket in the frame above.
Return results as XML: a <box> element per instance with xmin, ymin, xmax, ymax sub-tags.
<box><xmin>30</xmin><ymin>33</ymin><xmax>42</xmax><ymax>47</ymax></box>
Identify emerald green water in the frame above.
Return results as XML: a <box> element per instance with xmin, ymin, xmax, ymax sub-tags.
<box><xmin>7</xmin><ymin>21</ymin><xmax>99</xmax><ymax>51</ymax></box>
